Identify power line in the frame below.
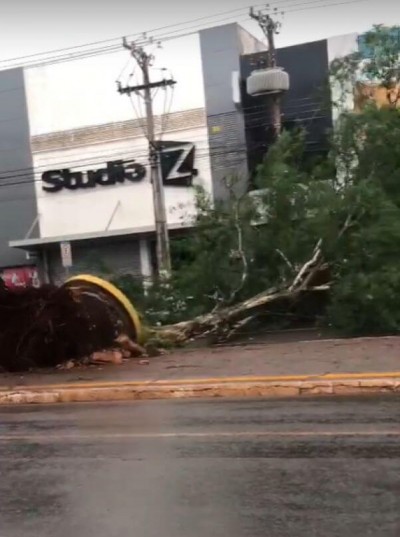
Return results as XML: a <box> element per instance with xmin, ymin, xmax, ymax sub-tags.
<box><xmin>0</xmin><ymin>0</ymin><xmax>327</xmax><ymax>69</ymax></box>
<box><xmin>0</xmin><ymin>135</ymin><xmax>330</xmax><ymax>204</ymax></box>
<box><xmin>0</xmin><ymin>139</ymin><xmax>329</xmax><ymax>203</ymax></box>
<box><xmin>0</xmin><ymin>101</ymin><xmax>331</xmax><ymax>184</ymax></box>
<box><xmin>0</xmin><ymin>110</ymin><xmax>330</xmax><ymax>191</ymax></box>
<box><xmin>0</xmin><ymin>95</ymin><xmax>328</xmax><ymax>176</ymax></box>
<box><xmin>0</xmin><ymin>6</ymin><xmax>265</xmax><ymax>71</ymax></box>
<box><xmin>0</xmin><ymin>4</ymin><xmax>267</xmax><ymax>67</ymax></box>
<box><xmin>284</xmin><ymin>0</ymin><xmax>369</xmax><ymax>13</ymax></box>
<box><xmin>0</xmin><ymin>0</ymin><xmax>367</xmax><ymax>71</ymax></box>
<box><xmin>0</xmin><ymin>111</ymin><xmax>330</xmax><ymax>187</ymax></box>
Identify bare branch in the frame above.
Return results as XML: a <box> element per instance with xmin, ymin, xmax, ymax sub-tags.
<box><xmin>275</xmin><ymin>249</ymin><xmax>295</xmax><ymax>272</ymax></box>
<box><xmin>219</xmin><ymin>177</ymin><xmax>250</xmax><ymax>306</ymax></box>
<box><xmin>289</xmin><ymin>239</ymin><xmax>323</xmax><ymax>292</ymax></box>
<box><xmin>227</xmin><ymin>202</ymin><xmax>249</xmax><ymax>303</ymax></box>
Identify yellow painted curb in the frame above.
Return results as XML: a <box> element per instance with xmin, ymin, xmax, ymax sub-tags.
<box><xmin>66</xmin><ymin>274</ymin><xmax>143</xmax><ymax>343</ymax></box>
<box><xmin>1</xmin><ymin>375</ymin><xmax>400</xmax><ymax>405</ymax></box>
<box><xmin>2</xmin><ymin>371</ymin><xmax>400</xmax><ymax>393</ymax></box>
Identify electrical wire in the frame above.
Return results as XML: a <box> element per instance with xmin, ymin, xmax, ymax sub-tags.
<box><xmin>128</xmin><ymin>94</ymin><xmax>149</xmax><ymax>139</ymax></box>
<box><xmin>0</xmin><ymin>111</ymin><xmax>330</xmax><ymax>193</ymax></box>
<box><xmin>0</xmin><ymin>0</ymin><xmax>368</xmax><ymax>71</ymax></box>
<box><xmin>0</xmin><ymin>100</ymin><xmax>331</xmax><ymax>184</ymax></box>
<box><xmin>0</xmin><ymin>96</ymin><xmax>327</xmax><ymax>177</ymax></box>
<box><xmin>0</xmin><ymin>0</ymin><xmax>345</xmax><ymax>181</ymax></box>
<box><xmin>160</xmin><ymin>85</ymin><xmax>170</xmax><ymax>139</ymax></box>
<box><xmin>0</xmin><ymin>0</ymin><xmax>332</xmax><ymax>69</ymax></box>
<box><xmin>159</xmin><ymin>82</ymin><xmax>175</xmax><ymax>140</ymax></box>
<box><xmin>115</xmin><ymin>55</ymin><xmax>134</xmax><ymax>84</ymax></box>
<box><xmin>0</xmin><ymin>3</ymin><xmax>269</xmax><ymax>67</ymax></box>
<box><xmin>0</xmin><ymin>10</ymin><xmax>258</xmax><ymax>71</ymax></box>
<box><xmin>0</xmin><ymin>142</ymin><xmax>329</xmax><ymax>203</ymax></box>
<box><xmin>283</xmin><ymin>0</ymin><xmax>369</xmax><ymax>13</ymax></box>
<box><xmin>0</xmin><ymin>107</ymin><xmax>328</xmax><ymax>186</ymax></box>
<box><xmin>0</xmin><ymin>138</ymin><xmax>329</xmax><ymax>204</ymax></box>
<box><xmin>123</xmin><ymin>64</ymin><xmax>149</xmax><ymax>139</ymax></box>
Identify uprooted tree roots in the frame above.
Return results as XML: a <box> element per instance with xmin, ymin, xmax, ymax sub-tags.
<box><xmin>0</xmin><ymin>285</ymin><xmax>95</xmax><ymax>371</ymax></box>
<box><xmin>0</xmin><ymin>280</ymin><xmax>143</xmax><ymax>372</ymax></box>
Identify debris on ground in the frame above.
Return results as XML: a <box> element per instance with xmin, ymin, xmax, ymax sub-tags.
<box><xmin>115</xmin><ymin>334</ymin><xmax>146</xmax><ymax>357</ymax></box>
<box><xmin>57</xmin><ymin>360</ymin><xmax>76</xmax><ymax>371</ymax></box>
<box><xmin>90</xmin><ymin>350</ymin><xmax>124</xmax><ymax>365</ymax></box>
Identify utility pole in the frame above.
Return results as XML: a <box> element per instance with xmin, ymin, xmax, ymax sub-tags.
<box><xmin>249</xmin><ymin>7</ymin><xmax>283</xmax><ymax>138</ymax></box>
<box><xmin>117</xmin><ymin>39</ymin><xmax>176</xmax><ymax>275</ymax></box>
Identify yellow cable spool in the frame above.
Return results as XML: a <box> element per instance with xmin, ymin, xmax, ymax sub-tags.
<box><xmin>66</xmin><ymin>274</ymin><xmax>143</xmax><ymax>344</ymax></box>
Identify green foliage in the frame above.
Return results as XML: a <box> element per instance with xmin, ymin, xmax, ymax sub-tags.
<box><xmin>251</xmin><ymin>132</ymin><xmax>322</xmax><ymax>284</ymax></box>
<box><xmin>330</xmin><ymin>24</ymin><xmax>400</xmax><ymax>108</ymax></box>
<box><xmin>110</xmin><ymin>273</ymin><xmax>146</xmax><ymax>308</ymax></box>
<box><xmin>114</xmin><ymin>115</ymin><xmax>400</xmax><ymax>335</ymax></box>
<box><xmin>328</xmin><ymin>268</ymin><xmax>400</xmax><ymax>336</ymax></box>
<box><xmin>111</xmin><ymin>273</ymin><xmax>195</xmax><ymax>325</ymax></box>
<box><xmin>360</xmin><ymin>25</ymin><xmax>400</xmax><ymax>87</ymax></box>
<box><xmin>168</xmin><ymin>131</ymin><xmax>338</xmax><ymax>313</ymax></box>
<box><xmin>109</xmin><ymin>25</ymin><xmax>400</xmax><ymax>336</ymax></box>
<box><xmin>334</xmin><ymin>106</ymin><xmax>400</xmax><ymax>206</ymax></box>
<box><xmin>169</xmin><ymin>182</ymin><xmax>257</xmax><ymax>312</ymax></box>
<box><xmin>330</xmin><ymin>24</ymin><xmax>400</xmax><ymax>84</ymax></box>
<box><xmin>326</xmin><ymin>178</ymin><xmax>400</xmax><ymax>335</ymax></box>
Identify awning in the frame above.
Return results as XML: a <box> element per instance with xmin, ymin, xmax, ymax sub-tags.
<box><xmin>9</xmin><ymin>222</ymin><xmax>191</xmax><ymax>250</ymax></box>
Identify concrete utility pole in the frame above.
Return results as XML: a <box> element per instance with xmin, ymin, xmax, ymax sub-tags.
<box><xmin>118</xmin><ymin>39</ymin><xmax>176</xmax><ymax>275</ymax></box>
<box><xmin>249</xmin><ymin>7</ymin><xmax>282</xmax><ymax>138</ymax></box>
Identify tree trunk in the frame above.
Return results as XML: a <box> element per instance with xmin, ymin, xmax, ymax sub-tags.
<box><xmin>155</xmin><ymin>247</ymin><xmax>329</xmax><ymax>345</ymax></box>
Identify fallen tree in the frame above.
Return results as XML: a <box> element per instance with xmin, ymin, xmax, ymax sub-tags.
<box><xmin>155</xmin><ymin>242</ymin><xmax>329</xmax><ymax>344</ymax></box>
<box><xmin>2</xmin><ymin>25</ymin><xmax>400</xmax><ymax>371</ymax></box>
<box><xmin>131</xmin><ymin>116</ymin><xmax>400</xmax><ymax>343</ymax></box>
<box><xmin>145</xmin><ymin>26</ymin><xmax>400</xmax><ymax>343</ymax></box>
<box><xmin>154</xmin><ymin>212</ymin><xmax>356</xmax><ymax>344</ymax></box>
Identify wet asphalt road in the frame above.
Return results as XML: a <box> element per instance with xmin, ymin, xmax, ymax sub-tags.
<box><xmin>0</xmin><ymin>397</ymin><xmax>399</xmax><ymax>537</ymax></box>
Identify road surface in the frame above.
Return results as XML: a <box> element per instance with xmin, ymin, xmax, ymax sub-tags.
<box><xmin>1</xmin><ymin>396</ymin><xmax>399</xmax><ymax>537</ymax></box>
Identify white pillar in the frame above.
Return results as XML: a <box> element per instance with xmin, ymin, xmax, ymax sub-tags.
<box><xmin>139</xmin><ymin>239</ymin><xmax>153</xmax><ymax>279</ymax></box>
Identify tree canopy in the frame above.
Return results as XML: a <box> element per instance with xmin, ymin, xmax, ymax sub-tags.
<box><xmin>115</xmin><ymin>24</ymin><xmax>400</xmax><ymax>339</ymax></box>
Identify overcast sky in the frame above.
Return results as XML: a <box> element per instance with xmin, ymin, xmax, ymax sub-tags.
<box><xmin>1</xmin><ymin>0</ymin><xmax>399</xmax><ymax>63</ymax></box>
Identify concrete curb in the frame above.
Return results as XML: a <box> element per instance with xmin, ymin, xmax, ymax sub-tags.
<box><xmin>1</xmin><ymin>373</ymin><xmax>400</xmax><ymax>405</ymax></box>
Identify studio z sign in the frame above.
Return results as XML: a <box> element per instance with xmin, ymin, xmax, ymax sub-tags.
<box><xmin>42</xmin><ymin>160</ymin><xmax>145</xmax><ymax>193</ymax></box>
<box><xmin>42</xmin><ymin>141</ymin><xmax>198</xmax><ymax>193</ymax></box>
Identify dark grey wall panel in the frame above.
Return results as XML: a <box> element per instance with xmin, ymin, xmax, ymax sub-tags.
<box><xmin>278</xmin><ymin>39</ymin><xmax>333</xmax><ymax>151</ymax></box>
<box><xmin>241</xmin><ymin>40</ymin><xmax>333</xmax><ymax>176</ymax></box>
<box><xmin>199</xmin><ymin>24</ymin><xmax>264</xmax><ymax>200</ymax></box>
<box><xmin>0</xmin><ymin>68</ymin><xmax>37</xmax><ymax>268</ymax></box>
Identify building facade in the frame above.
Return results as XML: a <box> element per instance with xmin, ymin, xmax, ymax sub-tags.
<box><xmin>0</xmin><ymin>24</ymin><xmax>360</xmax><ymax>285</ymax></box>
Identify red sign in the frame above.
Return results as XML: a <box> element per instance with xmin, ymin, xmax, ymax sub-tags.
<box><xmin>1</xmin><ymin>267</ymin><xmax>40</xmax><ymax>289</ymax></box>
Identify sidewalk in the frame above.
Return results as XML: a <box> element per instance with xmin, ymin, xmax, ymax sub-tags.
<box><xmin>1</xmin><ymin>335</ymin><xmax>400</xmax><ymax>404</ymax></box>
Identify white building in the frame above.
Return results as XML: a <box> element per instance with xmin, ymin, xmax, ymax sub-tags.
<box><xmin>26</xmin><ymin>107</ymin><xmax>211</xmax><ymax>282</ymax></box>
<box><xmin>0</xmin><ymin>23</ymin><xmax>267</xmax><ymax>284</ymax></box>
<box><xmin>0</xmin><ymin>24</ymin><xmax>360</xmax><ymax>285</ymax></box>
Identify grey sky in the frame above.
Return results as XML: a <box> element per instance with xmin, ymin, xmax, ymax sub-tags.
<box><xmin>1</xmin><ymin>0</ymin><xmax>399</xmax><ymax>65</ymax></box>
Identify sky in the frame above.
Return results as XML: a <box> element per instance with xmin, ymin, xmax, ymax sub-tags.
<box><xmin>1</xmin><ymin>0</ymin><xmax>400</xmax><ymax>62</ymax></box>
